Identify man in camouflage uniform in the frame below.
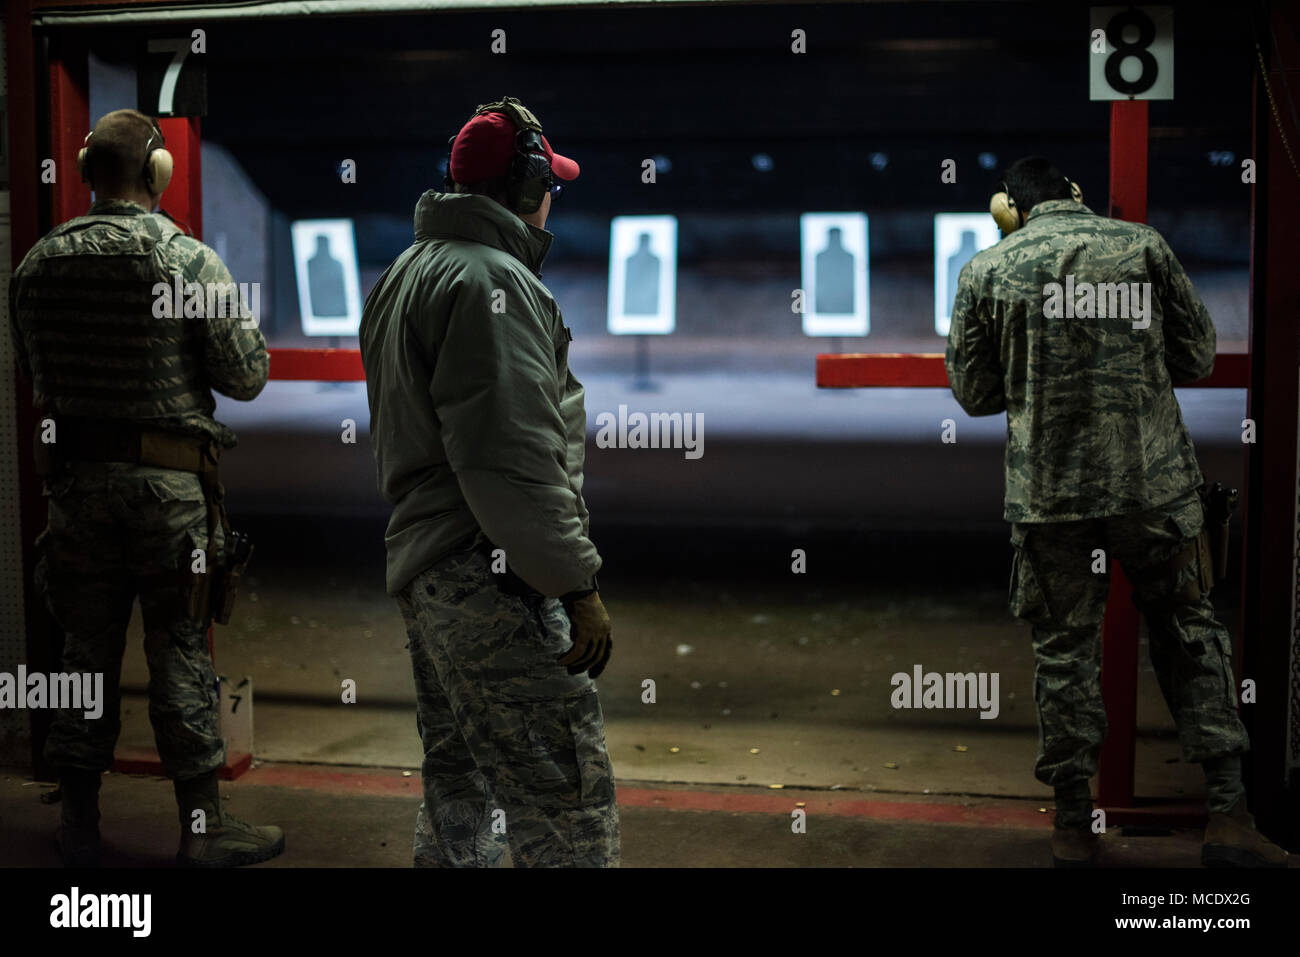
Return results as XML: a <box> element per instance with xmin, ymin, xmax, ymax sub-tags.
<box><xmin>9</xmin><ymin>109</ymin><xmax>283</xmax><ymax>867</ymax></box>
<box><xmin>360</xmin><ymin>97</ymin><xmax>618</xmax><ymax>867</ymax></box>
<box><xmin>946</xmin><ymin>156</ymin><xmax>1291</xmax><ymax>868</ymax></box>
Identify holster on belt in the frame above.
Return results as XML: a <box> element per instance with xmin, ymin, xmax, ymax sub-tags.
<box><xmin>1199</xmin><ymin>481</ymin><xmax>1239</xmax><ymax>584</ymax></box>
<box><xmin>35</xmin><ymin>416</ymin><xmax>253</xmax><ymax>625</ymax></box>
<box><xmin>1170</xmin><ymin>482</ymin><xmax>1238</xmax><ymax>602</ymax></box>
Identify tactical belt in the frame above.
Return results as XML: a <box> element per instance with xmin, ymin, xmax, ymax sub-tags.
<box><xmin>35</xmin><ymin>417</ymin><xmax>233</xmax><ymax>620</ymax></box>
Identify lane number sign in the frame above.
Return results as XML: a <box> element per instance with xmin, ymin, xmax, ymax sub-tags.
<box><xmin>1090</xmin><ymin>6</ymin><xmax>1173</xmax><ymax>101</ymax></box>
<box><xmin>138</xmin><ymin>35</ymin><xmax>207</xmax><ymax>117</ymax></box>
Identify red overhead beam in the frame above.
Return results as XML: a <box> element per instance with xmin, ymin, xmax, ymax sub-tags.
<box><xmin>816</xmin><ymin>352</ymin><xmax>1249</xmax><ymax>390</ymax></box>
<box><xmin>268</xmin><ymin>348</ymin><xmax>366</xmax><ymax>381</ymax></box>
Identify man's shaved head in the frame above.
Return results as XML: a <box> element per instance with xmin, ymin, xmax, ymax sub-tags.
<box><xmin>84</xmin><ymin>109</ymin><xmax>163</xmax><ymax>194</ymax></box>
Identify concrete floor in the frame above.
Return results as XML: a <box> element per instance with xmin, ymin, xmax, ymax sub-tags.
<box><xmin>1</xmin><ymin>547</ymin><xmax>1234</xmax><ymax>868</ymax></box>
<box><xmin>107</xmin><ymin>570</ymin><xmax>1205</xmax><ymax>802</ymax></box>
<box><xmin>0</xmin><ymin>766</ymin><xmax>1207</xmax><ymax>868</ymax></box>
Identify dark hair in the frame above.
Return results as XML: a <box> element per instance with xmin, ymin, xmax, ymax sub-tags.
<box><xmin>87</xmin><ymin>109</ymin><xmax>160</xmax><ymax>193</ymax></box>
<box><xmin>1002</xmin><ymin>156</ymin><xmax>1072</xmax><ymax>216</ymax></box>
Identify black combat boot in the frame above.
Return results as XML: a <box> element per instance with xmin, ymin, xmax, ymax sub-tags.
<box><xmin>174</xmin><ymin>769</ymin><xmax>285</xmax><ymax>867</ymax></box>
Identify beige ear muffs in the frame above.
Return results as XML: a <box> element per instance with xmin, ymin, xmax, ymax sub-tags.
<box><xmin>990</xmin><ymin>178</ymin><xmax>1084</xmax><ymax>235</ymax></box>
<box><xmin>990</xmin><ymin>189</ymin><xmax>1019</xmax><ymax>234</ymax></box>
<box><xmin>77</xmin><ymin>132</ymin><xmax>94</xmax><ymax>186</ymax></box>
<box><xmin>145</xmin><ymin>147</ymin><xmax>174</xmax><ymax>195</ymax></box>
<box><xmin>75</xmin><ymin>127</ymin><xmax>174</xmax><ymax>195</ymax></box>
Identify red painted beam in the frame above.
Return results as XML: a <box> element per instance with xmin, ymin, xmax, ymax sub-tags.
<box><xmin>23</xmin><ymin>27</ymin><xmax>92</xmax><ymax>782</ymax></box>
<box><xmin>1240</xmin><ymin>0</ymin><xmax>1300</xmax><ymax>839</ymax></box>
<box><xmin>7</xmin><ymin>0</ymin><xmax>62</xmax><ymax>781</ymax></box>
<box><xmin>816</xmin><ymin>352</ymin><xmax>1248</xmax><ymax>390</ymax></box>
<box><xmin>1109</xmin><ymin>100</ymin><xmax>1148</xmax><ymax>223</ymax></box>
<box><xmin>1104</xmin><ymin>96</ymin><xmax>1161</xmax><ymax>810</ymax></box>
<box><xmin>157</xmin><ymin>116</ymin><xmax>203</xmax><ymax>240</ymax></box>
<box><xmin>817</xmin><ymin>353</ymin><xmax>951</xmax><ymax>388</ymax></box>
<box><xmin>268</xmin><ymin>348</ymin><xmax>366</xmax><ymax>381</ymax></box>
<box><xmin>47</xmin><ymin>34</ymin><xmax>91</xmax><ymax>225</ymax></box>
<box><xmin>6</xmin><ymin>0</ymin><xmax>40</xmax><ymax>267</ymax></box>
<box><xmin>1098</xmin><ymin>563</ymin><xmax>1140</xmax><ymax>807</ymax></box>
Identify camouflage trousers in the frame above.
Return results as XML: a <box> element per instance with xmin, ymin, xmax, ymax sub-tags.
<box><xmin>1010</xmin><ymin>489</ymin><xmax>1249</xmax><ymax>797</ymax></box>
<box><xmin>395</xmin><ymin>539</ymin><xmax>620</xmax><ymax>868</ymax></box>
<box><xmin>38</xmin><ymin>463</ymin><xmax>225</xmax><ymax>780</ymax></box>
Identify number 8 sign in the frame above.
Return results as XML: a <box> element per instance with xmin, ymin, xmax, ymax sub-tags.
<box><xmin>1089</xmin><ymin>6</ymin><xmax>1174</xmax><ymax>101</ymax></box>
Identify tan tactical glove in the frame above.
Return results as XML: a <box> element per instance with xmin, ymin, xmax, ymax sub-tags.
<box><xmin>559</xmin><ymin>591</ymin><xmax>613</xmax><ymax>679</ymax></box>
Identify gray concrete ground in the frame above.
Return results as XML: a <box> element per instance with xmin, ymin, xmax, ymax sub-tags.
<box><xmin>0</xmin><ymin>767</ymin><xmax>1205</xmax><ymax>869</ymax></box>
<box><xmin>108</xmin><ymin>575</ymin><xmax>1206</xmax><ymax>802</ymax></box>
<box><xmin>5</xmin><ymin>494</ymin><xmax>1244</xmax><ymax>868</ymax></box>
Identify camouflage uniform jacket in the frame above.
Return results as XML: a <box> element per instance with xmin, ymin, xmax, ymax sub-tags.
<box><xmin>945</xmin><ymin>199</ymin><xmax>1215</xmax><ymax>523</ymax></box>
<box><xmin>10</xmin><ymin>199</ymin><xmax>268</xmax><ymax>449</ymax></box>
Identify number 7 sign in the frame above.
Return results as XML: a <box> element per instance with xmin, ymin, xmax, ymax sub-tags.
<box><xmin>1089</xmin><ymin>6</ymin><xmax>1173</xmax><ymax>101</ymax></box>
<box><xmin>138</xmin><ymin>36</ymin><xmax>207</xmax><ymax>117</ymax></box>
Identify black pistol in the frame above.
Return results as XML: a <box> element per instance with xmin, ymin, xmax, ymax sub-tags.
<box><xmin>1200</xmin><ymin>482</ymin><xmax>1239</xmax><ymax>582</ymax></box>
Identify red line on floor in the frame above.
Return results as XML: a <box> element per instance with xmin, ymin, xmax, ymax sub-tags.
<box><xmin>232</xmin><ymin>763</ymin><xmax>1053</xmax><ymax>829</ymax></box>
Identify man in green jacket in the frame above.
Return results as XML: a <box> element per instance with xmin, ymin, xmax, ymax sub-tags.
<box><xmin>946</xmin><ymin>156</ymin><xmax>1291</xmax><ymax>868</ymax></box>
<box><xmin>360</xmin><ymin>97</ymin><xmax>618</xmax><ymax>867</ymax></box>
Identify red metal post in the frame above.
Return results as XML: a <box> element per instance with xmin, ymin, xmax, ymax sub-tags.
<box><xmin>6</xmin><ymin>0</ymin><xmax>60</xmax><ymax>779</ymax></box>
<box><xmin>47</xmin><ymin>35</ymin><xmax>91</xmax><ymax>225</ymax></box>
<box><xmin>19</xmin><ymin>28</ymin><xmax>92</xmax><ymax>781</ymax></box>
<box><xmin>1095</xmin><ymin>98</ymin><xmax>1150</xmax><ymax>810</ymax></box>
<box><xmin>1240</xmin><ymin>3</ymin><xmax>1300</xmax><ymax>840</ymax></box>
<box><xmin>157</xmin><ymin>116</ymin><xmax>202</xmax><ymax>240</ymax></box>
<box><xmin>1108</xmin><ymin>100</ymin><xmax>1149</xmax><ymax>222</ymax></box>
<box><xmin>6</xmin><ymin>0</ymin><xmax>39</xmax><ymax>258</ymax></box>
<box><xmin>1098</xmin><ymin>565</ymin><xmax>1140</xmax><ymax>806</ymax></box>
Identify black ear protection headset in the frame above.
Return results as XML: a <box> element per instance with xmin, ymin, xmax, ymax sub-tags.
<box><xmin>443</xmin><ymin>96</ymin><xmax>554</xmax><ymax>215</ymax></box>
<box><xmin>990</xmin><ymin>176</ymin><xmax>1083</xmax><ymax>234</ymax></box>
<box><xmin>77</xmin><ymin>112</ymin><xmax>174</xmax><ymax>194</ymax></box>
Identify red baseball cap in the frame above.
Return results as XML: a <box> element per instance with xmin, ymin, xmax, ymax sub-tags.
<box><xmin>450</xmin><ymin>108</ymin><xmax>580</xmax><ymax>185</ymax></box>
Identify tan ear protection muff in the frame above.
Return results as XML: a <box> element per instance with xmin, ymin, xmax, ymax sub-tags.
<box><xmin>144</xmin><ymin>127</ymin><xmax>175</xmax><ymax>195</ymax></box>
<box><xmin>76</xmin><ymin>132</ymin><xmax>94</xmax><ymax>186</ymax></box>
<box><xmin>77</xmin><ymin>117</ymin><xmax>174</xmax><ymax>196</ymax></box>
<box><xmin>989</xmin><ymin>184</ymin><xmax>1020</xmax><ymax>234</ymax></box>
<box><xmin>990</xmin><ymin>176</ymin><xmax>1083</xmax><ymax>235</ymax></box>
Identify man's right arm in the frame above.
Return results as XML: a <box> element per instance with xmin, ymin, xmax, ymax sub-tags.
<box><xmin>173</xmin><ymin>237</ymin><xmax>269</xmax><ymax>401</ymax></box>
<box><xmin>1154</xmin><ymin>234</ymin><xmax>1216</xmax><ymax>385</ymax></box>
<box><xmin>945</xmin><ymin>260</ymin><xmax>1006</xmax><ymax>416</ymax></box>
